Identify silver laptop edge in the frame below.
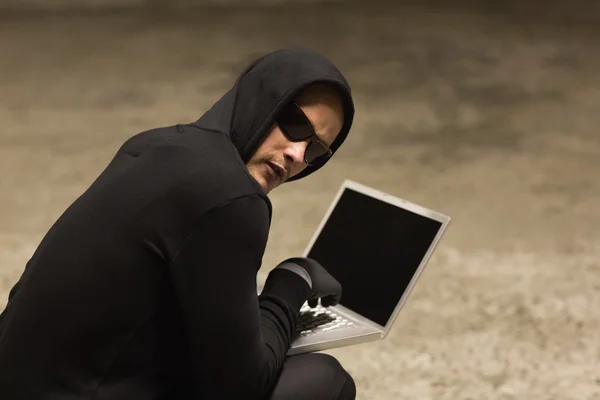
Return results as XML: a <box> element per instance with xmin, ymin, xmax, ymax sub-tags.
<box><xmin>300</xmin><ymin>179</ymin><xmax>451</xmax><ymax>339</ymax></box>
<box><xmin>256</xmin><ymin>179</ymin><xmax>451</xmax><ymax>354</ymax></box>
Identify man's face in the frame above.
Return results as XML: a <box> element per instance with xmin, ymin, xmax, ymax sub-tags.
<box><xmin>246</xmin><ymin>87</ymin><xmax>344</xmax><ymax>194</ymax></box>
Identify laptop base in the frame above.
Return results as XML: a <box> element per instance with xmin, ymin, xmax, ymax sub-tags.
<box><xmin>288</xmin><ymin>330</ymin><xmax>382</xmax><ymax>356</ymax></box>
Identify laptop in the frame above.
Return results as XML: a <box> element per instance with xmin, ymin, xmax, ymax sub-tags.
<box><xmin>260</xmin><ymin>179</ymin><xmax>451</xmax><ymax>355</ymax></box>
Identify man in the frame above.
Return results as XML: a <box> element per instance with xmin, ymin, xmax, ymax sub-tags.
<box><xmin>0</xmin><ymin>48</ymin><xmax>356</xmax><ymax>399</ymax></box>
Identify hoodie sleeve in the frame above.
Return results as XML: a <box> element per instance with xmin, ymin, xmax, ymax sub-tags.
<box><xmin>169</xmin><ymin>194</ymin><xmax>310</xmax><ymax>399</ymax></box>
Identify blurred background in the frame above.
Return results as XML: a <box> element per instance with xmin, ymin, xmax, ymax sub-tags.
<box><xmin>1</xmin><ymin>0</ymin><xmax>599</xmax><ymax>398</ymax></box>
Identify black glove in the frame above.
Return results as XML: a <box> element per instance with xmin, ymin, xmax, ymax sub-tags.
<box><xmin>276</xmin><ymin>257</ymin><xmax>342</xmax><ymax>308</ymax></box>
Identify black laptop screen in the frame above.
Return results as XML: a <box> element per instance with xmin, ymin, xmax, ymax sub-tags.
<box><xmin>305</xmin><ymin>187</ymin><xmax>443</xmax><ymax>327</ymax></box>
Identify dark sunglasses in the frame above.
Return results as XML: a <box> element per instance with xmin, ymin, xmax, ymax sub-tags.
<box><xmin>276</xmin><ymin>102</ymin><xmax>333</xmax><ymax>166</ymax></box>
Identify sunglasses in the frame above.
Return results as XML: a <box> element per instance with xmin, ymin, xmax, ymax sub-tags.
<box><xmin>276</xmin><ymin>102</ymin><xmax>333</xmax><ymax>166</ymax></box>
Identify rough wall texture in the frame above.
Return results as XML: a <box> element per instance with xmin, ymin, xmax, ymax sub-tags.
<box><xmin>1</xmin><ymin>1</ymin><xmax>600</xmax><ymax>399</ymax></box>
<box><xmin>1</xmin><ymin>0</ymin><xmax>599</xmax><ymax>26</ymax></box>
<box><xmin>0</xmin><ymin>0</ymin><xmax>349</xmax><ymax>11</ymax></box>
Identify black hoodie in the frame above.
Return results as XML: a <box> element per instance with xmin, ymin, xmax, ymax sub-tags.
<box><xmin>0</xmin><ymin>48</ymin><xmax>354</xmax><ymax>399</ymax></box>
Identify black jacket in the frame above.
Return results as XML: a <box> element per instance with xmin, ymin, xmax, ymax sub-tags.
<box><xmin>0</xmin><ymin>48</ymin><xmax>354</xmax><ymax>399</ymax></box>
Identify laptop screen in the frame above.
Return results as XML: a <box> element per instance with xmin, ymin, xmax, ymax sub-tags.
<box><xmin>305</xmin><ymin>187</ymin><xmax>443</xmax><ymax>328</ymax></box>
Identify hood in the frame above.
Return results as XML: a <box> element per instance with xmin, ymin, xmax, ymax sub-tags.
<box><xmin>193</xmin><ymin>47</ymin><xmax>355</xmax><ymax>182</ymax></box>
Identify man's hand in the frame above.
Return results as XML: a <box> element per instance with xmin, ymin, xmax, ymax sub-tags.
<box><xmin>275</xmin><ymin>257</ymin><xmax>342</xmax><ymax>308</ymax></box>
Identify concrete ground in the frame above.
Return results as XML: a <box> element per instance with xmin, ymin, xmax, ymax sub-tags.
<box><xmin>1</xmin><ymin>2</ymin><xmax>599</xmax><ymax>399</ymax></box>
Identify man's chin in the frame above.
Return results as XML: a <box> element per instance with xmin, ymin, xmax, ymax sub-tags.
<box><xmin>252</xmin><ymin>174</ymin><xmax>274</xmax><ymax>194</ymax></box>
<box><xmin>263</xmin><ymin>181</ymin><xmax>279</xmax><ymax>194</ymax></box>
<box><xmin>247</xmin><ymin>163</ymin><xmax>281</xmax><ymax>194</ymax></box>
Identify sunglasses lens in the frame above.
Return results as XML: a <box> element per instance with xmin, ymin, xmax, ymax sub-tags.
<box><xmin>278</xmin><ymin>105</ymin><xmax>313</xmax><ymax>141</ymax></box>
<box><xmin>277</xmin><ymin>103</ymin><xmax>333</xmax><ymax>165</ymax></box>
<box><xmin>304</xmin><ymin>142</ymin><xmax>330</xmax><ymax>165</ymax></box>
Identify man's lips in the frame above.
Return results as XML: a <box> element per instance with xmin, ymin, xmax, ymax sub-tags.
<box><xmin>267</xmin><ymin>162</ymin><xmax>287</xmax><ymax>181</ymax></box>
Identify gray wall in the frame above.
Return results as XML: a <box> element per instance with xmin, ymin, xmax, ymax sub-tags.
<box><xmin>1</xmin><ymin>0</ymin><xmax>599</xmax><ymax>26</ymax></box>
<box><xmin>2</xmin><ymin>1</ymin><xmax>600</xmax><ymax>399</ymax></box>
<box><xmin>0</xmin><ymin>0</ymin><xmax>349</xmax><ymax>11</ymax></box>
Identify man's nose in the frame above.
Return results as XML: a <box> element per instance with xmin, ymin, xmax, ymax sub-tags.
<box><xmin>283</xmin><ymin>141</ymin><xmax>308</xmax><ymax>165</ymax></box>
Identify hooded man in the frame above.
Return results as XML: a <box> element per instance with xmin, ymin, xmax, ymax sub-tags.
<box><xmin>0</xmin><ymin>48</ymin><xmax>356</xmax><ymax>400</ymax></box>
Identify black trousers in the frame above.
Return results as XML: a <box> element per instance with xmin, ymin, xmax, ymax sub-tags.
<box><xmin>265</xmin><ymin>353</ymin><xmax>356</xmax><ymax>400</ymax></box>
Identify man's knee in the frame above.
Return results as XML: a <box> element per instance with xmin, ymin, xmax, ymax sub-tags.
<box><xmin>268</xmin><ymin>353</ymin><xmax>356</xmax><ymax>400</ymax></box>
<box><xmin>309</xmin><ymin>354</ymin><xmax>356</xmax><ymax>400</ymax></box>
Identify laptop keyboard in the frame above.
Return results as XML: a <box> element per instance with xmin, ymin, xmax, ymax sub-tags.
<box><xmin>296</xmin><ymin>304</ymin><xmax>355</xmax><ymax>337</ymax></box>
